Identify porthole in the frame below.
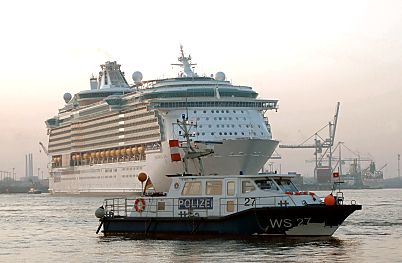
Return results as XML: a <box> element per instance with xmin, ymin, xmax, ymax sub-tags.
<box><xmin>214</xmin><ymin>117</ymin><xmax>217</xmax><ymax>120</ymax></box>
<box><xmin>212</xmin><ymin>110</ymin><xmax>214</xmax><ymax>113</ymax></box>
<box><xmin>174</xmin><ymin>182</ymin><xmax>180</xmax><ymax>189</ymax></box>
<box><xmin>242</xmin><ymin>132</ymin><xmax>245</xmax><ymax>135</ymax></box>
<box><xmin>233</xmin><ymin>110</ymin><xmax>236</xmax><ymax>113</ymax></box>
<box><xmin>194</xmin><ymin>110</ymin><xmax>197</xmax><ymax>113</ymax></box>
<box><xmin>199</xmin><ymin>125</ymin><xmax>203</xmax><ymax>128</ymax></box>
<box><xmin>209</xmin><ymin>125</ymin><xmax>212</xmax><ymax>128</ymax></box>
<box><xmin>241</xmin><ymin>110</ymin><xmax>244</xmax><ymax>113</ymax></box>
<box><xmin>234</xmin><ymin>132</ymin><xmax>238</xmax><ymax>135</ymax></box>
<box><xmin>229</xmin><ymin>117</ymin><xmax>232</xmax><ymax>120</ymax></box>
<box><xmin>206</xmin><ymin>117</ymin><xmax>209</xmax><ymax>120</ymax></box>
<box><xmin>226</xmin><ymin>124</ymin><xmax>229</xmax><ymax>128</ymax></box>
<box><xmin>224</xmin><ymin>132</ymin><xmax>227</xmax><ymax>135</ymax></box>
<box><xmin>226</xmin><ymin>110</ymin><xmax>229</xmax><ymax>113</ymax></box>
<box><xmin>219</xmin><ymin>117</ymin><xmax>222</xmax><ymax>120</ymax></box>
<box><xmin>229</xmin><ymin>132</ymin><xmax>232</xmax><ymax>135</ymax></box>
<box><xmin>221</xmin><ymin>110</ymin><xmax>224</xmax><ymax>113</ymax></box>
<box><xmin>203</xmin><ymin>110</ymin><xmax>207</xmax><ymax>113</ymax></box>
<box><xmin>211</xmin><ymin>132</ymin><xmax>215</xmax><ymax>135</ymax></box>
<box><xmin>219</xmin><ymin>132</ymin><xmax>222</xmax><ymax>135</ymax></box>
<box><xmin>232</xmin><ymin>124</ymin><xmax>235</xmax><ymax>128</ymax></box>
<box><xmin>224</xmin><ymin>117</ymin><xmax>227</xmax><ymax>120</ymax></box>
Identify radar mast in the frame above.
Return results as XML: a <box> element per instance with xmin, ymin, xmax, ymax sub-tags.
<box><xmin>171</xmin><ymin>45</ymin><xmax>197</xmax><ymax>77</ymax></box>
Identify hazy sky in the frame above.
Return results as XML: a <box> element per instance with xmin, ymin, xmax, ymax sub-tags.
<box><xmin>0</xmin><ymin>0</ymin><xmax>401</xmax><ymax>178</ymax></box>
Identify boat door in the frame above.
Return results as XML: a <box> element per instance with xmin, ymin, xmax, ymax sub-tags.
<box><xmin>221</xmin><ymin>179</ymin><xmax>237</xmax><ymax>216</ymax></box>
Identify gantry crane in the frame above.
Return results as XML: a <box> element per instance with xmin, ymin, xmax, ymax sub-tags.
<box><xmin>279</xmin><ymin>102</ymin><xmax>340</xmax><ymax>182</ymax></box>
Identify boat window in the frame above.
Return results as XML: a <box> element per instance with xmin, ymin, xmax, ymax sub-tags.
<box><xmin>182</xmin><ymin>181</ymin><xmax>202</xmax><ymax>195</ymax></box>
<box><xmin>227</xmin><ymin>181</ymin><xmax>235</xmax><ymax>196</ymax></box>
<box><xmin>274</xmin><ymin>179</ymin><xmax>298</xmax><ymax>192</ymax></box>
<box><xmin>242</xmin><ymin>180</ymin><xmax>255</xmax><ymax>193</ymax></box>
<box><xmin>255</xmin><ymin>179</ymin><xmax>275</xmax><ymax>190</ymax></box>
<box><xmin>206</xmin><ymin>181</ymin><xmax>222</xmax><ymax>195</ymax></box>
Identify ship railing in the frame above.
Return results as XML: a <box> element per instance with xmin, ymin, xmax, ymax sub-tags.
<box><xmin>103</xmin><ymin>195</ymin><xmax>298</xmax><ymax>218</ymax></box>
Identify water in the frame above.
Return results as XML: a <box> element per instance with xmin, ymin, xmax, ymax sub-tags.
<box><xmin>1</xmin><ymin>189</ymin><xmax>401</xmax><ymax>263</ymax></box>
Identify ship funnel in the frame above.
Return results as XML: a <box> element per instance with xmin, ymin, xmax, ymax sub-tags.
<box><xmin>90</xmin><ymin>75</ymin><xmax>98</xmax><ymax>90</ymax></box>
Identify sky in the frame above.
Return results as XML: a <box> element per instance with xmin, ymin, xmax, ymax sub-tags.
<box><xmin>0</xmin><ymin>0</ymin><xmax>401</xmax><ymax>179</ymax></box>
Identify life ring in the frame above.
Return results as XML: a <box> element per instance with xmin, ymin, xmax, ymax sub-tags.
<box><xmin>134</xmin><ymin>198</ymin><xmax>146</xmax><ymax>212</ymax></box>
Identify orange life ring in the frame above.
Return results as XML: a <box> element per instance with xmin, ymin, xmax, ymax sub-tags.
<box><xmin>134</xmin><ymin>198</ymin><xmax>146</xmax><ymax>212</ymax></box>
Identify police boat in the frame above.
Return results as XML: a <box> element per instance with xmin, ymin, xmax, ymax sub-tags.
<box><xmin>95</xmin><ymin>115</ymin><xmax>361</xmax><ymax>238</ymax></box>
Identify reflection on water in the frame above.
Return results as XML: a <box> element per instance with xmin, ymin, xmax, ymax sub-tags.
<box><xmin>0</xmin><ymin>189</ymin><xmax>401</xmax><ymax>262</ymax></box>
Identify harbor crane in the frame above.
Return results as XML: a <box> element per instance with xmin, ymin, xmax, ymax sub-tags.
<box><xmin>279</xmin><ymin>102</ymin><xmax>340</xmax><ymax>182</ymax></box>
<box><xmin>39</xmin><ymin>142</ymin><xmax>49</xmax><ymax>155</ymax></box>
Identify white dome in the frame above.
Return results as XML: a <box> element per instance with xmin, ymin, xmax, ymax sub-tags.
<box><xmin>132</xmin><ymin>71</ymin><xmax>143</xmax><ymax>84</ymax></box>
<box><xmin>215</xmin><ymin>72</ymin><xmax>226</xmax><ymax>81</ymax></box>
<box><xmin>63</xmin><ymin>93</ymin><xmax>72</xmax><ymax>103</ymax></box>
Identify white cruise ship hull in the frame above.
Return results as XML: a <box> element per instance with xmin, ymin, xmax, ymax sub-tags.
<box><xmin>49</xmin><ymin>138</ymin><xmax>278</xmax><ymax>195</ymax></box>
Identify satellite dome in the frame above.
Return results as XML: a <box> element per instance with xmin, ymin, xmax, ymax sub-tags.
<box><xmin>63</xmin><ymin>93</ymin><xmax>72</xmax><ymax>103</ymax></box>
<box><xmin>132</xmin><ymin>71</ymin><xmax>143</xmax><ymax>84</ymax></box>
<box><xmin>215</xmin><ymin>72</ymin><xmax>226</xmax><ymax>81</ymax></box>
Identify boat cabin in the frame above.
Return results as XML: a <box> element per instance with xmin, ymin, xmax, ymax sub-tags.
<box><xmin>103</xmin><ymin>174</ymin><xmax>320</xmax><ymax>219</ymax></box>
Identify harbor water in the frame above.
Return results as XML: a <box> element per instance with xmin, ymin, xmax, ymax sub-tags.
<box><xmin>1</xmin><ymin>189</ymin><xmax>401</xmax><ymax>263</ymax></box>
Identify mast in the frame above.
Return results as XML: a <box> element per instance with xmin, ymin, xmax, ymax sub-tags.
<box><xmin>171</xmin><ymin>45</ymin><xmax>197</xmax><ymax>77</ymax></box>
<box><xmin>175</xmin><ymin>114</ymin><xmax>213</xmax><ymax>176</ymax></box>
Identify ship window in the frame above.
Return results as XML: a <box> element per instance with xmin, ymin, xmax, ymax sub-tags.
<box><xmin>275</xmin><ymin>179</ymin><xmax>298</xmax><ymax>192</ymax></box>
<box><xmin>182</xmin><ymin>181</ymin><xmax>202</xmax><ymax>195</ymax></box>
<box><xmin>234</xmin><ymin>132</ymin><xmax>238</xmax><ymax>135</ymax></box>
<box><xmin>219</xmin><ymin>132</ymin><xmax>222</xmax><ymax>135</ymax></box>
<box><xmin>219</xmin><ymin>117</ymin><xmax>222</xmax><ymax>120</ymax></box>
<box><xmin>194</xmin><ymin>110</ymin><xmax>197</xmax><ymax>113</ymax></box>
<box><xmin>227</xmin><ymin>181</ymin><xmax>235</xmax><ymax>196</ymax></box>
<box><xmin>208</xmin><ymin>125</ymin><xmax>212</xmax><ymax>128</ymax></box>
<box><xmin>202</xmin><ymin>132</ymin><xmax>205</xmax><ymax>135</ymax></box>
<box><xmin>224</xmin><ymin>117</ymin><xmax>227</xmax><ymax>120</ymax></box>
<box><xmin>203</xmin><ymin>110</ymin><xmax>206</xmax><ymax>113</ymax></box>
<box><xmin>206</xmin><ymin>117</ymin><xmax>209</xmax><ymax>120</ymax></box>
<box><xmin>229</xmin><ymin>132</ymin><xmax>232</xmax><ymax>135</ymax></box>
<box><xmin>242</xmin><ymin>180</ymin><xmax>256</xmax><ymax>193</ymax></box>
<box><xmin>255</xmin><ymin>179</ymin><xmax>274</xmax><ymax>190</ymax></box>
<box><xmin>157</xmin><ymin>202</ymin><xmax>165</xmax><ymax>211</ymax></box>
<box><xmin>226</xmin><ymin>110</ymin><xmax>229</xmax><ymax>113</ymax></box>
<box><xmin>233</xmin><ymin>110</ymin><xmax>236</xmax><ymax>113</ymax></box>
<box><xmin>211</xmin><ymin>110</ymin><xmax>214</xmax><ymax>113</ymax></box>
<box><xmin>211</xmin><ymin>132</ymin><xmax>214</xmax><ymax>135</ymax></box>
<box><xmin>221</xmin><ymin>110</ymin><xmax>224</xmax><ymax>113</ymax></box>
<box><xmin>242</xmin><ymin>132</ymin><xmax>245</xmax><ymax>135</ymax></box>
<box><xmin>206</xmin><ymin>181</ymin><xmax>222</xmax><ymax>195</ymax></box>
<box><xmin>224</xmin><ymin>132</ymin><xmax>227</xmax><ymax>135</ymax></box>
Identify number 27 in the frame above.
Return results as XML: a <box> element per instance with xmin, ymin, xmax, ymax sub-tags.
<box><xmin>244</xmin><ymin>197</ymin><xmax>256</xmax><ymax>206</ymax></box>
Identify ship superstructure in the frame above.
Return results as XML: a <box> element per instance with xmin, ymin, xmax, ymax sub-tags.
<box><xmin>45</xmin><ymin>47</ymin><xmax>279</xmax><ymax>195</ymax></box>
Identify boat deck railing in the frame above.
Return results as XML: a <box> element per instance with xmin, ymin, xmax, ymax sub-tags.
<box><xmin>103</xmin><ymin>195</ymin><xmax>300</xmax><ymax>218</ymax></box>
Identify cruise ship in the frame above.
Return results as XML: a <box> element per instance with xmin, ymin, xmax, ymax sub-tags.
<box><xmin>45</xmin><ymin>47</ymin><xmax>279</xmax><ymax>195</ymax></box>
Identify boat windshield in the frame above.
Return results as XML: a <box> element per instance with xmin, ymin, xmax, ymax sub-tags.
<box><xmin>274</xmin><ymin>179</ymin><xmax>298</xmax><ymax>192</ymax></box>
<box><xmin>254</xmin><ymin>179</ymin><xmax>277</xmax><ymax>191</ymax></box>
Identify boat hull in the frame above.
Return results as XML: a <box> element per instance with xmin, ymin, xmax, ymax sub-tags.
<box><xmin>100</xmin><ymin>204</ymin><xmax>361</xmax><ymax>238</ymax></box>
